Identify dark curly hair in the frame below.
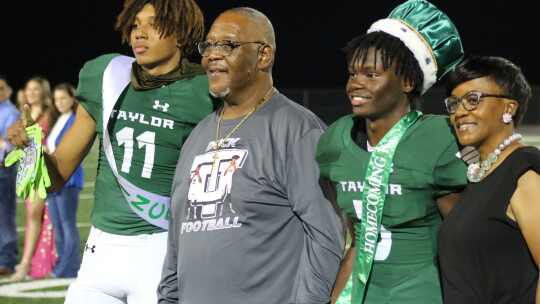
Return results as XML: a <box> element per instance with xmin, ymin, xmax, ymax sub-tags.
<box><xmin>344</xmin><ymin>31</ymin><xmax>424</xmax><ymax>108</ymax></box>
<box><xmin>115</xmin><ymin>0</ymin><xmax>204</xmax><ymax>57</ymax></box>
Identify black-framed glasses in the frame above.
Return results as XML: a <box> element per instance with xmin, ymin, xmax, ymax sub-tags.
<box><xmin>197</xmin><ymin>40</ymin><xmax>265</xmax><ymax>57</ymax></box>
<box><xmin>444</xmin><ymin>91</ymin><xmax>513</xmax><ymax>114</ymax></box>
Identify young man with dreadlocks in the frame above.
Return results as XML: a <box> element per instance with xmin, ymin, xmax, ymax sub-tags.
<box><xmin>316</xmin><ymin>1</ymin><xmax>468</xmax><ymax>303</ymax></box>
<box><xmin>6</xmin><ymin>0</ymin><xmax>216</xmax><ymax>303</ymax></box>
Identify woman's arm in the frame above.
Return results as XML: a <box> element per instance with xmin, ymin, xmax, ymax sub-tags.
<box><xmin>437</xmin><ymin>192</ymin><xmax>462</xmax><ymax>218</ymax></box>
<box><xmin>509</xmin><ymin>169</ymin><xmax>540</xmax><ymax>304</ymax></box>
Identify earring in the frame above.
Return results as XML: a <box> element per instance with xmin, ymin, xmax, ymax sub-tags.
<box><xmin>502</xmin><ymin>113</ymin><xmax>513</xmax><ymax>124</ymax></box>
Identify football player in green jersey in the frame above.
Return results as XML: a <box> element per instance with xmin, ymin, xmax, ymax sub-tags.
<box><xmin>316</xmin><ymin>1</ymin><xmax>468</xmax><ymax>303</ymax></box>
<box><xmin>7</xmin><ymin>0</ymin><xmax>216</xmax><ymax>303</ymax></box>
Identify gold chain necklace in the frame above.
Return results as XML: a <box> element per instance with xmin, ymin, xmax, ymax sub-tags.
<box><xmin>212</xmin><ymin>86</ymin><xmax>275</xmax><ymax>168</ymax></box>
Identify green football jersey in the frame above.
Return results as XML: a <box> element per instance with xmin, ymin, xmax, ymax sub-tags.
<box><xmin>77</xmin><ymin>54</ymin><xmax>216</xmax><ymax>235</ymax></box>
<box><xmin>316</xmin><ymin>114</ymin><xmax>467</xmax><ymax>303</ymax></box>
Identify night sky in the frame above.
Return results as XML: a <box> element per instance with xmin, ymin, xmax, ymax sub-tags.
<box><xmin>3</xmin><ymin>0</ymin><xmax>539</xmax><ymax>94</ymax></box>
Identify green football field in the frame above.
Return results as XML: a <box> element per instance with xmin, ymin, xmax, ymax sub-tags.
<box><xmin>0</xmin><ymin>128</ymin><xmax>538</xmax><ymax>304</ymax></box>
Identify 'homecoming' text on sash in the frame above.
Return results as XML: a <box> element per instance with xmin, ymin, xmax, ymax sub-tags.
<box><xmin>336</xmin><ymin>110</ymin><xmax>422</xmax><ymax>304</ymax></box>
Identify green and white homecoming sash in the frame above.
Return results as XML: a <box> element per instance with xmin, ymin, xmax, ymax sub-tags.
<box><xmin>102</xmin><ymin>55</ymin><xmax>170</xmax><ymax>229</ymax></box>
<box><xmin>336</xmin><ymin>110</ymin><xmax>422</xmax><ymax>304</ymax></box>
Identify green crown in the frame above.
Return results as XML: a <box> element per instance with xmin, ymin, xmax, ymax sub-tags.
<box><xmin>368</xmin><ymin>0</ymin><xmax>464</xmax><ymax>93</ymax></box>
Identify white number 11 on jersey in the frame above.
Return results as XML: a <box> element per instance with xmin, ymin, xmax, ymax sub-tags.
<box><xmin>116</xmin><ymin>127</ymin><xmax>156</xmax><ymax>178</ymax></box>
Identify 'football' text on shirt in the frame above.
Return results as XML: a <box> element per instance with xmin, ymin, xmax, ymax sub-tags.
<box><xmin>181</xmin><ymin>216</ymin><xmax>242</xmax><ymax>234</ymax></box>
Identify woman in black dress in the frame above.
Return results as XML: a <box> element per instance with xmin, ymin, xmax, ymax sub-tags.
<box><xmin>438</xmin><ymin>56</ymin><xmax>540</xmax><ymax>304</ymax></box>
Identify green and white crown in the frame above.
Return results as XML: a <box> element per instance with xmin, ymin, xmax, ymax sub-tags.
<box><xmin>368</xmin><ymin>0</ymin><xmax>464</xmax><ymax>93</ymax></box>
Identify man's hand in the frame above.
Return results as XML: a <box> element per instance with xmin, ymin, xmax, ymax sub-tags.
<box><xmin>5</xmin><ymin>123</ymin><xmax>47</xmax><ymax>201</ymax></box>
<box><xmin>6</xmin><ymin>104</ymin><xmax>36</xmax><ymax>147</ymax></box>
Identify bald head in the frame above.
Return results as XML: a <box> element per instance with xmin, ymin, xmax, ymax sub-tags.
<box><xmin>203</xmin><ymin>7</ymin><xmax>275</xmax><ymax>103</ymax></box>
<box><xmin>220</xmin><ymin>7</ymin><xmax>276</xmax><ymax>51</ymax></box>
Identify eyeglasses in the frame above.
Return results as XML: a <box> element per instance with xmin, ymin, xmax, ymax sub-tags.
<box><xmin>444</xmin><ymin>91</ymin><xmax>513</xmax><ymax>114</ymax></box>
<box><xmin>197</xmin><ymin>40</ymin><xmax>265</xmax><ymax>57</ymax></box>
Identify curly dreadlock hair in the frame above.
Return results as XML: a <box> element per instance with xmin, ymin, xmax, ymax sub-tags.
<box><xmin>344</xmin><ymin>31</ymin><xmax>424</xmax><ymax>108</ymax></box>
<box><xmin>115</xmin><ymin>0</ymin><xmax>204</xmax><ymax>57</ymax></box>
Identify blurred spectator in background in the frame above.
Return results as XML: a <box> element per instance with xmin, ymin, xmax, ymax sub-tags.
<box><xmin>16</xmin><ymin>88</ymin><xmax>26</xmax><ymax>112</ymax></box>
<box><xmin>0</xmin><ymin>74</ymin><xmax>20</xmax><ymax>276</ymax></box>
<box><xmin>46</xmin><ymin>83</ymin><xmax>84</xmax><ymax>278</ymax></box>
<box><xmin>10</xmin><ymin>76</ymin><xmax>58</xmax><ymax>281</ymax></box>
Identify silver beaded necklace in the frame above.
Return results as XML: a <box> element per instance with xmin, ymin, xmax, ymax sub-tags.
<box><xmin>467</xmin><ymin>133</ymin><xmax>522</xmax><ymax>182</ymax></box>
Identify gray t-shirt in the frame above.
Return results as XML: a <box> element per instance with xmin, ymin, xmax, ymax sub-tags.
<box><xmin>158</xmin><ymin>92</ymin><xmax>345</xmax><ymax>304</ymax></box>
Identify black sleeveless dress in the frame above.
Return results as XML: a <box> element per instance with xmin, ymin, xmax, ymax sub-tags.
<box><xmin>438</xmin><ymin>146</ymin><xmax>540</xmax><ymax>304</ymax></box>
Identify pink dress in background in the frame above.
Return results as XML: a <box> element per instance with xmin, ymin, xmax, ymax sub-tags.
<box><xmin>37</xmin><ymin>114</ymin><xmax>50</xmax><ymax>146</ymax></box>
<box><xmin>25</xmin><ymin>114</ymin><xmax>57</xmax><ymax>278</ymax></box>
<box><xmin>25</xmin><ymin>199</ymin><xmax>57</xmax><ymax>278</ymax></box>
